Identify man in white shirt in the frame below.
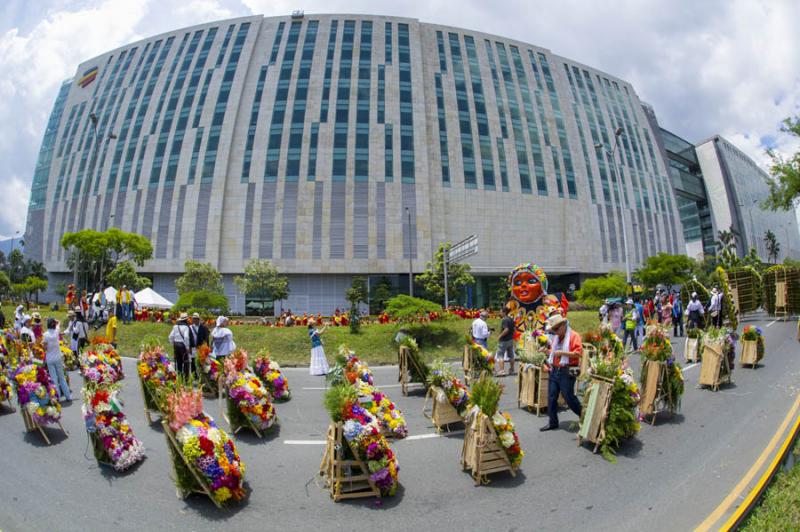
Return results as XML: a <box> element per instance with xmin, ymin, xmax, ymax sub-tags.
<box><xmin>471</xmin><ymin>310</ymin><xmax>490</xmax><ymax>349</ymax></box>
<box><xmin>686</xmin><ymin>292</ymin><xmax>705</xmax><ymax>330</ymax></box>
<box><xmin>169</xmin><ymin>313</ymin><xmax>194</xmax><ymax>377</ymax></box>
<box><xmin>708</xmin><ymin>287</ymin><xmax>723</xmax><ymax>327</ymax></box>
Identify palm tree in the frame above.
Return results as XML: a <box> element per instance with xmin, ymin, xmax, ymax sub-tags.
<box><xmin>716</xmin><ymin>227</ymin><xmax>740</xmax><ymax>268</ymax></box>
<box><xmin>764</xmin><ymin>230</ymin><xmax>780</xmax><ymax>263</ymax></box>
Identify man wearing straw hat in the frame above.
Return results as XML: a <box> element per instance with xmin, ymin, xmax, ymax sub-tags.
<box><xmin>169</xmin><ymin>312</ymin><xmax>194</xmax><ymax>377</ymax></box>
<box><xmin>540</xmin><ymin>313</ymin><xmax>583</xmax><ymax>432</ymax></box>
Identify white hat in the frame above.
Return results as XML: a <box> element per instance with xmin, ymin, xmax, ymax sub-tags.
<box><xmin>626</xmin><ymin>298</ymin><xmax>634</xmax><ymax>305</ymax></box>
<box><xmin>691</xmin><ymin>292</ymin><xmax>698</xmax><ymax>298</ymax></box>
<box><xmin>216</xmin><ymin>315</ymin><xmax>228</xmax><ymax>327</ymax></box>
<box><xmin>546</xmin><ymin>313</ymin><xmax>567</xmax><ymax>330</ymax></box>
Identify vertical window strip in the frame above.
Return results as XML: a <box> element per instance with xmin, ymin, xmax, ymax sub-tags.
<box><xmin>536</xmin><ymin>52</ymin><xmax>577</xmax><ymax>199</ymax></box>
<box><xmin>569</xmin><ymin>64</ymin><xmax>610</xmax><ymax>203</ymax></box>
<box><xmin>496</xmin><ymin>137</ymin><xmax>508</xmax><ymax>190</ymax></box>
<box><xmin>269</xmin><ymin>21</ymin><xmax>286</xmax><ymax>64</ymax></box>
<box><xmin>307</xmin><ymin>122</ymin><xmax>319</xmax><ymax>180</ymax></box>
<box><xmin>192</xmin><ymin>70</ymin><xmax>213</xmax><ymax>127</ymax></box>
<box><xmin>436</xmin><ymin>31</ymin><xmax>447</xmax><ymax>71</ymax></box>
<box><xmin>448</xmin><ymin>33</ymin><xmax>476</xmax><ymax>188</ymax></box>
<box><xmin>149</xmin><ymin>33</ymin><xmax>190</xmax><ymax>135</ymax></box>
<box><xmin>263</xmin><ymin>20</ymin><xmax>301</xmax><ymax>182</ymax></box>
<box><xmin>398</xmin><ymin>23</ymin><xmax>414</xmax><ymax>182</ymax></box>
<box><xmin>509</xmin><ymin>46</ymin><xmax>547</xmax><ymax>196</ymax></box>
<box><xmin>242</xmin><ymin>66</ymin><xmax>268</xmax><ymax>181</ymax></box>
<box><xmin>150</xmin><ymin>30</ymin><xmax>204</xmax><ymax>187</ymax></box>
<box><xmin>319</xmin><ymin>20</ymin><xmax>338</xmax><ymax>122</ymax></box>
<box><xmin>600</xmin><ymin>77</ymin><xmax>639</xmax><ymax>210</ymax></box>
<box><xmin>331</xmin><ymin>20</ymin><xmax>354</xmax><ymax>181</ymax></box>
<box><xmin>201</xmin><ymin>22</ymin><xmax>250</xmax><ymax>183</ymax></box>
<box><xmin>164</xmin><ymin>27</ymin><xmax>218</xmax><ymax>186</ymax></box>
<box><xmin>495</xmin><ymin>42</ymin><xmax>531</xmax><ymax>193</ymax></box>
<box><xmin>384</xmin><ymin>22</ymin><xmax>392</xmax><ymax>64</ymax></box>
<box><xmin>464</xmin><ymin>35</ymin><xmax>495</xmax><ymax>189</ymax></box>
<box><xmin>581</xmin><ymin>68</ymin><xmax>619</xmax><ymax>205</ymax></box>
<box><xmin>354</xmin><ymin>20</ymin><xmax>372</xmax><ymax>182</ymax></box>
<box><xmin>29</xmin><ymin>81</ymin><xmax>70</xmax><ymax>209</ymax></box>
<box><xmin>562</xmin><ymin>64</ymin><xmax>597</xmax><ymax>203</ymax></box>
<box><xmin>484</xmin><ymin>40</ymin><xmax>508</xmax><ymax>139</ymax></box>
<box><xmin>377</xmin><ymin>65</ymin><xmax>385</xmax><ymax>123</ymax></box>
<box><xmin>56</xmin><ymin>105</ymin><xmax>78</xmax><ymax>158</ymax></box>
<box><xmin>434</xmin><ymin>73</ymin><xmax>450</xmax><ymax>185</ymax></box>
<box><xmin>287</xmin><ymin>20</ymin><xmax>319</xmax><ymax>181</ymax></box>
<box><xmin>384</xmin><ymin>123</ymin><xmax>393</xmax><ymax>181</ymax></box>
<box><xmin>188</xmin><ymin>127</ymin><xmax>204</xmax><ymax>183</ymax></box>
<box><xmin>215</xmin><ymin>24</ymin><xmax>235</xmax><ymax>67</ymax></box>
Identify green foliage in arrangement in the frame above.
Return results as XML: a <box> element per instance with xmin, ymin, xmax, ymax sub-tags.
<box><xmin>469</xmin><ymin>373</ymin><xmax>502</xmax><ymax>416</ymax></box>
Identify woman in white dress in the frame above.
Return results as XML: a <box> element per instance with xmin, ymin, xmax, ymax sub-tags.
<box><xmin>308</xmin><ymin>319</ymin><xmax>329</xmax><ymax>375</ymax></box>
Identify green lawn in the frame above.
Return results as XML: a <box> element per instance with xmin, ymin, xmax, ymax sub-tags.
<box><xmin>741</xmin><ymin>445</ymin><xmax>800</xmax><ymax>530</ymax></box>
<box><xmin>3</xmin><ymin>303</ymin><xmax>599</xmax><ymax>366</ymax></box>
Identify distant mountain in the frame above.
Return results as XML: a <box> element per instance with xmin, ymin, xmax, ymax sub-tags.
<box><xmin>0</xmin><ymin>238</ymin><xmax>23</xmax><ymax>256</ymax></box>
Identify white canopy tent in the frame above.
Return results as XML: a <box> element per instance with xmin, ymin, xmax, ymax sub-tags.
<box><xmin>91</xmin><ymin>286</ymin><xmax>117</xmax><ymax>305</ymax></box>
<box><xmin>134</xmin><ymin>287</ymin><xmax>174</xmax><ymax>309</ymax></box>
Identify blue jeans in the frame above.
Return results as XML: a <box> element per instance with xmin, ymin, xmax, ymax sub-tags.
<box><xmin>47</xmin><ymin>359</ymin><xmax>71</xmax><ymax>401</ymax></box>
<box><xmin>548</xmin><ymin>367</ymin><xmax>582</xmax><ymax>428</ymax></box>
<box><xmin>473</xmin><ymin>337</ymin><xmax>488</xmax><ymax>349</ymax></box>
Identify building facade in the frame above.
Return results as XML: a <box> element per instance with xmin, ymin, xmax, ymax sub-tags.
<box><xmin>696</xmin><ymin>135</ymin><xmax>800</xmax><ymax>262</ymax></box>
<box><xmin>655</xmin><ymin>127</ymin><xmax>716</xmax><ymax>259</ymax></box>
<box><xmin>26</xmin><ymin>14</ymin><xmax>684</xmax><ymax>313</ymax></box>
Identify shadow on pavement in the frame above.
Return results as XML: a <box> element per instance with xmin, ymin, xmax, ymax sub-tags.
<box><xmin>234</xmin><ymin>423</ymin><xmax>281</xmax><ymax>445</ymax></box>
<box><xmin>23</xmin><ymin>426</ymin><xmax>70</xmax><ymax>447</ymax></box>
<box><xmin>615</xmin><ymin>437</ymin><xmax>644</xmax><ymax>459</ymax></box>
<box><xmin>98</xmin><ymin>455</ymin><xmax>147</xmax><ymax>481</ymax></box>
<box><xmin>180</xmin><ymin>484</ymin><xmax>252</xmax><ymax>519</ymax></box>
<box><xmin>648</xmin><ymin>412</ymin><xmax>685</xmax><ymax>427</ymax></box>
<box><xmin>338</xmin><ymin>483</ymin><xmax>406</xmax><ymax>509</ymax></box>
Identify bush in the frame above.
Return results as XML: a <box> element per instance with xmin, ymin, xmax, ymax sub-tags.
<box><xmin>385</xmin><ymin>294</ymin><xmax>442</xmax><ymax>322</ymax></box>
<box><xmin>576</xmin><ymin>271</ymin><xmax>627</xmax><ymax>308</ymax></box>
<box><xmin>399</xmin><ymin>321</ymin><xmax>460</xmax><ymax>349</ymax></box>
<box><xmin>174</xmin><ymin>290</ymin><xmax>229</xmax><ymax>314</ymax></box>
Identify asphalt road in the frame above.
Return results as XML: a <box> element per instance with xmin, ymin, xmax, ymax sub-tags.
<box><xmin>1</xmin><ymin>314</ymin><xmax>799</xmax><ymax>531</ymax></box>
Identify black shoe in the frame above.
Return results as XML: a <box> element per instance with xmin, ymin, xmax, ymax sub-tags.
<box><xmin>540</xmin><ymin>424</ymin><xmax>558</xmax><ymax>432</ymax></box>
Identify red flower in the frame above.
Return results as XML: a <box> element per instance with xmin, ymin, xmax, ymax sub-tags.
<box><xmin>199</xmin><ymin>436</ymin><xmax>215</xmax><ymax>454</ymax></box>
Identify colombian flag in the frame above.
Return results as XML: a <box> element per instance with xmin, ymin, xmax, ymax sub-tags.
<box><xmin>78</xmin><ymin>66</ymin><xmax>98</xmax><ymax>88</ymax></box>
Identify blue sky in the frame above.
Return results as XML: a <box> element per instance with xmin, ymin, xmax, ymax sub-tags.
<box><xmin>2</xmin><ymin>0</ymin><xmax>799</xmax><ymax>239</ymax></box>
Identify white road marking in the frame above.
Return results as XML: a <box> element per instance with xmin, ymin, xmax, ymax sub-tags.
<box><xmin>283</xmin><ymin>430</ymin><xmax>464</xmax><ymax>445</ymax></box>
<box><xmin>683</xmin><ymin>363</ymin><xmax>699</xmax><ymax>371</ymax></box>
<box><xmin>766</xmin><ymin>320</ymin><xmax>779</xmax><ymax>328</ymax></box>
<box><xmin>284</xmin><ymin>440</ymin><xmax>326</xmax><ymax>445</ymax></box>
<box><xmin>405</xmin><ymin>433</ymin><xmax>441</xmax><ymax>441</ymax></box>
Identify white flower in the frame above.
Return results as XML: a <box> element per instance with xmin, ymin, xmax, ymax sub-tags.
<box><xmin>499</xmin><ymin>431</ymin><xmax>515</xmax><ymax>448</ymax></box>
<box><xmin>492</xmin><ymin>412</ymin><xmax>506</xmax><ymax>426</ymax></box>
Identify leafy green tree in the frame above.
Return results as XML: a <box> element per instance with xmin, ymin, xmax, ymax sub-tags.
<box><xmin>177</xmin><ymin>260</ymin><xmax>224</xmax><ymax>295</ymax></box>
<box><xmin>636</xmin><ymin>253</ymin><xmax>694</xmax><ymax>289</ymax></box>
<box><xmin>0</xmin><ymin>271</ymin><xmax>11</xmax><ymax>298</ymax></box>
<box><xmin>764</xmin><ymin>230</ymin><xmax>781</xmax><ymax>264</ymax></box>
<box><xmin>716</xmin><ymin>227</ymin><xmax>741</xmax><ymax>269</ymax></box>
<box><xmin>416</xmin><ymin>242</ymin><xmax>475</xmax><ymax>305</ymax></box>
<box><xmin>7</xmin><ymin>249</ymin><xmax>25</xmax><ymax>283</ymax></box>
<box><xmin>61</xmin><ymin>228</ymin><xmax>152</xmax><ymax>290</ymax></box>
<box><xmin>575</xmin><ymin>271</ymin><xmax>627</xmax><ymax>308</ymax></box>
<box><xmin>174</xmin><ymin>290</ymin><xmax>230</xmax><ymax>314</ymax></box>
<box><xmin>233</xmin><ymin>259</ymin><xmax>290</xmax><ymax>307</ymax></box>
<box><xmin>345</xmin><ymin>276</ymin><xmax>368</xmax><ymax>333</ymax></box>
<box><xmin>106</xmin><ymin>260</ymin><xmax>152</xmax><ymax>291</ymax></box>
<box><xmin>24</xmin><ymin>276</ymin><xmax>48</xmax><ymax>303</ymax></box>
<box><xmin>369</xmin><ymin>277</ymin><xmax>393</xmax><ymax>314</ymax></box>
<box><xmin>385</xmin><ymin>295</ymin><xmax>442</xmax><ymax>322</ymax></box>
<box><xmin>763</xmin><ymin>116</ymin><xmax>800</xmax><ymax>211</ymax></box>
<box><xmin>691</xmin><ymin>256</ymin><xmax>720</xmax><ymax>287</ymax></box>
<box><xmin>784</xmin><ymin>257</ymin><xmax>800</xmax><ymax>269</ymax></box>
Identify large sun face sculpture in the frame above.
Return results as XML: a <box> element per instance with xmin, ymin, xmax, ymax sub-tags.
<box><xmin>505</xmin><ymin>263</ymin><xmax>564</xmax><ymax>343</ymax></box>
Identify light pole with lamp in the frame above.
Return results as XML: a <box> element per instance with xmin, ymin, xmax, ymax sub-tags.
<box><xmin>405</xmin><ymin>207</ymin><xmax>413</xmax><ymax>297</ymax></box>
<box><xmin>595</xmin><ymin>127</ymin><xmax>632</xmax><ymax>291</ymax></box>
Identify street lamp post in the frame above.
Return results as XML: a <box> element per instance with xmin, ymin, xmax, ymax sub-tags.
<box><xmin>596</xmin><ymin>127</ymin><xmax>631</xmax><ymax>289</ymax></box>
<box><xmin>405</xmin><ymin>207</ymin><xmax>413</xmax><ymax>297</ymax></box>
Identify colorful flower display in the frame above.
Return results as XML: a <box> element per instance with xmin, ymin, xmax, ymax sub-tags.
<box><xmin>166</xmin><ymin>387</ymin><xmax>247</xmax><ymax>505</ymax></box>
<box><xmin>13</xmin><ymin>363</ymin><xmax>62</xmax><ymax>425</ymax></box>
<box><xmin>137</xmin><ymin>346</ymin><xmax>178</xmax><ymax>388</ymax></box>
<box><xmin>81</xmin><ymin>345</ymin><xmax>124</xmax><ymax>385</ymax></box>
<box><xmin>197</xmin><ymin>345</ymin><xmax>222</xmax><ymax>393</ymax></box>
<box><xmin>468</xmin><ymin>340</ymin><xmax>495</xmax><ymax>373</ymax></box>
<box><xmin>741</xmin><ymin>325</ymin><xmax>765</xmax><ymax>362</ymax></box>
<box><xmin>427</xmin><ymin>361</ymin><xmax>470</xmax><ymax>416</ymax></box>
<box><xmin>225</xmin><ymin>369</ymin><xmax>276</xmax><ymax>432</ymax></box>
<box><xmin>356</xmin><ymin>382</ymin><xmax>408</xmax><ymax>438</ymax></box>
<box><xmin>82</xmin><ymin>384</ymin><xmax>145</xmax><ymax>471</ymax></box>
<box><xmin>341</xmin><ymin>349</ymin><xmax>374</xmax><ymax>386</ymax></box>
<box><xmin>491</xmin><ymin>412</ymin><xmax>523</xmax><ymax>468</ymax></box>
<box><xmin>639</xmin><ymin>325</ymin><xmax>684</xmax><ymax>413</ymax></box>
<box><xmin>335</xmin><ymin>394</ymin><xmax>399</xmax><ymax>496</ymax></box>
<box><xmin>0</xmin><ymin>353</ymin><xmax>14</xmax><ymax>403</ymax></box>
<box><xmin>252</xmin><ymin>353</ymin><xmax>291</xmax><ymax>401</ymax></box>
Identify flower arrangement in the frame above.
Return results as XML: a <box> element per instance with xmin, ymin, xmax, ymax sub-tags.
<box><xmin>468</xmin><ymin>374</ymin><xmax>523</xmax><ymax>467</ymax></box>
<box><xmin>60</xmin><ymin>342</ymin><xmax>79</xmax><ymax>371</ymax></box>
<box><xmin>225</xmin><ymin>368</ymin><xmax>276</xmax><ymax>432</ymax></box>
<box><xmin>197</xmin><ymin>345</ymin><xmax>222</xmax><ymax>394</ymax></box>
<box><xmin>13</xmin><ymin>363</ymin><xmax>61</xmax><ymax>425</ymax></box>
<box><xmin>0</xmin><ymin>353</ymin><xmax>14</xmax><ymax>403</ymax></box>
<box><xmin>165</xmin><ymin>387</ymin><xmax>247</xmax><ymax>505</ymax></box>
<box><xmin>704</xmin><ymin>326</ymin><xmax>737</xmax><ymax>372</ymax></box>
<box><xmin>324</xmin><ymin>385</ymin><xmax>400</xmax><ymax>496</ymax></box>
<box><xmin>223</xmin><ymin>348</ymin><xmax>251</xmax><ymax>376</ymax></box>
<box><xmin>80</xmin><ymin>345</ymin><xmax>123</xmax><ymax>385</ymax></box>
<box><xmin>137</xmin><ymin>345</ymin><xmax>178</xmax><ymax>413</ymax></box>
<box><xmin>583</xmin><ymin>349</ymin><xmax>640</xmax><ymax>462</ymax></box>
<box><xmin>355</xmin><ymin>382</ymin><xmax>408</xmax><ymax>438</ymax></box>
<box><xmin>399</xmin><ymin>336</ymin><xmax>429</xmax><ymax>383</ymax></box>
<box><xmin>741</xmin><ymin>325</ymin><xmax>765</xmax><ymax>362</ymax></box>
<box><xmin>252</xmin><ymin>351</ymin><xmax>291</xmax><ymax>401</ymax></box>
<box><xmin>467</xmin><ymin>338</ymin><xmax>495</xmax><ymax>373</ymax></box>
<box><xmin>338</xmin><ymin>346</ymin><xmax>373</xmax><ymax>386</ymax></box>
<box><xmin>426</xmin><ymin>360</ymin><xmax>470</xmax><ymax>416</ymax></box>
<box><xmin>82</xmin><ymin>384</ymin><xmax>145</xmax><ymax>471</ymax></box>
<box><xmin>639</xmin><ymin>326</ymin><xmax>683</xmax><ymax>412</ymax></box>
